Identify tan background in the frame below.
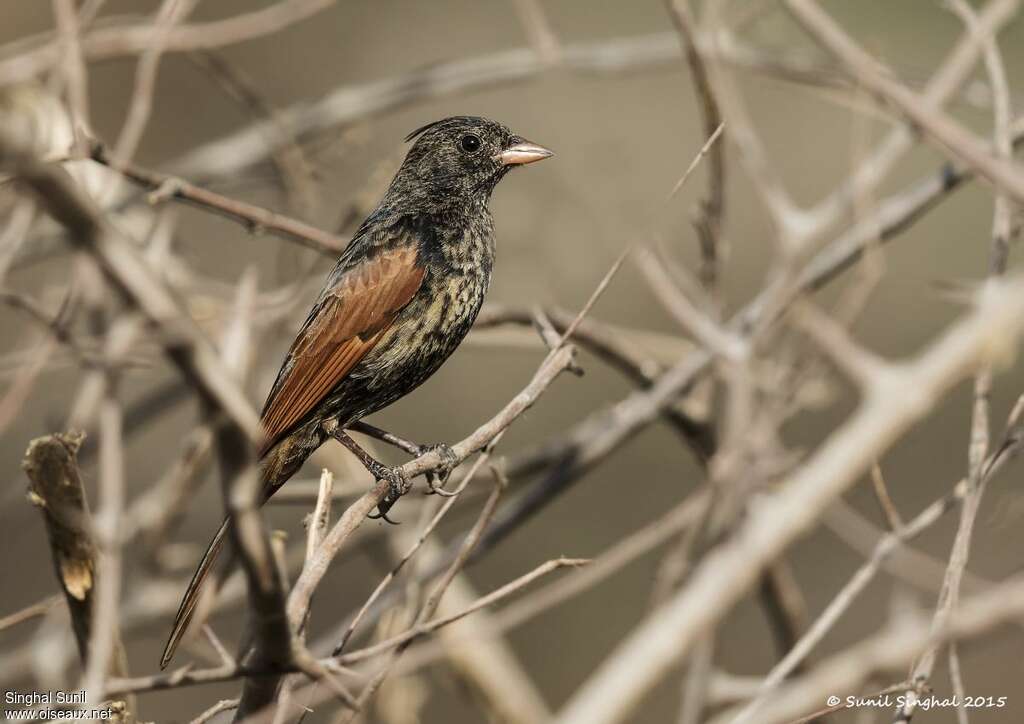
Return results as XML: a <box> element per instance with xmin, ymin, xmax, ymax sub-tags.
<box><xmin>1</xmin><ymin>1</ymin><xmax>1023</xmax><ymax>722</ymax></box>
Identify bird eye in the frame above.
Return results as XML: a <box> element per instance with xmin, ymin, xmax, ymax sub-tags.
<box><xmin>459</xmin><ymin>134</ymin><xmax>482</xmax><ymax>153</ymax></box>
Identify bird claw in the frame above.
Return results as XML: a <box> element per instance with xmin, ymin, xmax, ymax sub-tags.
<box><xmin>417</xmin><ymin>443</ymin><xmax>459</xmax><ymax>496</ymax></box>
<box><xmin>368</xmin><ymin>464</ymin><xmax>410</xmax><ymax>524</ymax></box>
<box><xmin>368</xmin><ymin>508</ymin><xmax>401</xmax><ymax>525</ymax></box>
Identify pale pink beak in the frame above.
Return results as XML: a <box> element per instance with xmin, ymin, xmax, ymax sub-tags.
<box><xmin>494</xmin><ymin>141</ymin><xmax>554</xmax><ymax>166</ymax></box>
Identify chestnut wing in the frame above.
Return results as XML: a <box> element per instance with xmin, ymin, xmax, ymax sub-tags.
<box><xmin>259</xmin><ymin>245</ymin><xmax>425</xmax><ymax>456</ymax></box>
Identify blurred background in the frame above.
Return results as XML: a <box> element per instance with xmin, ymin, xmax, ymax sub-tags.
<box><xmin>1</xmin><ymin>1</ymin><xmax>1023</xmax><ymax>722</ymax></box>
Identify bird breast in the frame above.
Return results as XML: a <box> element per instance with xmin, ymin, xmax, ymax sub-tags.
<box><xmin>356</xmin><ymin>225</ymin><xmax>494</xmax><ymax>404</ymax></box>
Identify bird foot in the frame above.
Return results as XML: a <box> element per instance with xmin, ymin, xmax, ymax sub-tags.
<box><xmin>366</xmin><ymin>462</ymin><xmax>410</xmax><ymax>524</ymax></box>
<box><xmin>416</xmin><ymin>443</ymin><xmax>459</xmax><ymax>496</ymax></box>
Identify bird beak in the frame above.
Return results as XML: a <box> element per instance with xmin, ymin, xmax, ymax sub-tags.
<box><xmin>494</xmin><ymin>140</ymin><xmax>554</xmax><ymax>166</ymax></box>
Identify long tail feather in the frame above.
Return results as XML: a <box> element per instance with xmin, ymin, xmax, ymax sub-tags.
<box><xmin>160</xmin><ymin>517</ymin><xmax>230</xmax><ymax>669</ymax></box>
<box><xmin>161</xmin><ymin>428</ymin><xmax>322</xmax><ymax>668</ymax></box>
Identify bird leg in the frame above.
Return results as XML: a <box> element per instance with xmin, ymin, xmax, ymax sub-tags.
<box><xmin>333</xmin><ymin>430</ymin><xmax>409</xmax><ymax>523</ymax></box>
<box><xmin>347</xmin><ymin>421</ymin><xmax>459</xmax><ymax>496</ymax></box>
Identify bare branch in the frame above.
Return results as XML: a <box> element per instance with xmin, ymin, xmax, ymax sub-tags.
<box><xmin>90</xmin><ymin>142</ymin><xmax>347</xmax><ymax>255</ymax></box>
<box><xmin>712</xmin><ymin>575</ymin><xmax>1024</xmax><ymax>724</ymax></box>
<box><xmin>785</xmin><ymin>0</ymin><xmax>1024</xmax><ymax>205</ymax></box>
<box><xmin>556</xmin><ymin>278</ymin><xmax>1024</xmax><ymax>724</ymax></box>
<box><xmin>0</xmin><ymin>0</ymin><xmax>337</xmax><ymax>85</ymax></box>
<box><xmin>665</xmin><ymin>0</ymin><xmax>726</xmax><ymax>293</ymax></box>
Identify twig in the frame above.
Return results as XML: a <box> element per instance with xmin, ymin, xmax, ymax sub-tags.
<box><xmin>337</xmin><ymin>558</ymin><xmax>590</xmax><ymax>667</ymax></box>
<box><xmin>869</xmin><ymin>462</ymin><xmax>903</xmax><ymax>531</ymax></box>
<box><xmin>0</xmin><ymin>595</ymin><xmax>63</xmax><ymax>632</ymax></box>
<box><xmin>667</xmin><ymin>122</ymin><xmax>726</xmax><ymax>202</ymax></box>
<box><xmin>52</xmin><ymin>0</ymin><xmax>91</xmax><ymax>153</ymax></box>
<box><xmin>343</xmin><ymin>469</ymin><xmax>508</xmax><ymax>718</ymax></box>
<box><xmin>334</xmin><ymin>444</ymin><xmax>502</xmax><ymax>655</ymax></box>
<box><xmin>665</xmin><ymin>0</ymin><xmax>726</xmax><ymax>294</ymax></box>
<box><xmin>709</xmin><ymin>574</ymin><xmax>1024</xmax><ymax>724</ymax></box>
<box><xmin>272</xmin><ymin>467</ymin><xmax>335</xmax><ymax>724</ymax></box>
<box><xmin>734</xmin><ymin>483</ymin><xmax>966</xmax><ymax>722</ymax></box>
<box><xmin>104</xmin><ymin>559</ymin><xmax>585</xmax><ymax>702</ymax></box>
<box><xmin>0</xmin><ymin>0</ymin><xmax>337</xmax><ymax>85</ymax></box>
<box><xmin>203</xmin><ymin>625</ymin><xmax>236</xmax><ymax>668</ymax></box>
<box><xmin>304</xmin><ymin>469</ymin><xmax>334</xmax><ymax>573</ymax></box>
<box><xmin>285</xmin><ymin>343</ymin><xmax>574</xmax><ymax>633</ymax></box>
<box><xmin>784</xmin><ymin>0</ymin><xmax>1024</xmax><ymax>205</ymax></box>
<box><xmin>83</xmin><ymin>321</ymin><xmax>133</xmax><ymax>715</ymax></box>
<box><xmin>555</xmin><ymin>278</ymin><xmax>1024</xmax><ymax>724</ymax></box>
<box><xmin>475</xmin><ymin>305</ymin><xmax>715</xmax><ymax>459</ymax></box>
<box><xmin>109</xmin><ymin>0</ymin><xmax>199</xmax><ymax>172</ymax></box>
<box><xmin>367</xmin><ymin>489</ymin><xmax>711</xmax><ymax>683</ymax></box>
<box><xmin>635</xmin><ymin>244</ymin><xmax>741</xmax><ymax>358</ymax></box>
<box><xmin>790</xmin><ymin>0</ymin><xmax>1021</xmax><ymax>246</ymax></box>
<box><xmin>389</xmin><ymin>531</ymin><xmax>553</xmax><ymax>724</ymax></box>
<box><xmin>190</xmin><ymin>698</ymin><xmax>239</xmax><ymax>724</ymax></box>
<box><xmin>0</xmin><ymin>128</ymin><xmax>262</xmax><ymax>439</ymax></box>
<box><xmin>894</xmin><ymin>2</ymin><xmax>1018</xmax><ymax>720</ymax></box>
<box><xmin>185</xmin><ymin>49</ymin><xmax>319</xmax><ymax>216</ymax></box>
<box><xmin>216</xmin><ymin>418</ymin><xmax>291</xmax><ymax>721</ymax></box>
<box><xmin>0</xmin><ymin>290</ymin><xmax>105</xmax><ymax>368</ymax></box>
<box><xmin>90</xmin><ymin>142</ymin><xmax>347</xmax><ymax>255</ymax></box>
<box><xmin>758</xmin><ymin>561</ymin><xmax>809</xmax><ymax>667</ymax></box>
<box><xmin>511</xmin><ymin>0</ymin><xmax>561</xmax><ymax>64</ymax></box>
<box><xmin>678</xmin><ymin>635</ymin><xmax>714</xmax><ymax>724</ymax></box>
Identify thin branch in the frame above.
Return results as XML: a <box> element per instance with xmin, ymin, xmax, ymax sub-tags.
<box><xmin>785</xmin><ymin>0</ymin><xmax>1024</xmax><ymax>205</ymax></box>
<box><xmin>0</xmin><ymin>0</ymin><xmax>337</xmax><ymax>85</ymax></box>
<box><xmin>343</xmin><ymin>469</ymin><xmax>508</xmax><ymax>717</ymax></box>
<box><xmin>556</xmin><ymin>278</ymin><xmax>1024</xmax><ymax>724</ymax></box>
<box><xmin>190</xmin><ymin>699</ymin><xmax>239</xmax><ymax>724</ymax></box>
<box><xmin>90</xmin><ymin>141</ymin><xmax>347</xmax><ymax>255</ymax></box>
<box><xmin>52</xmin><ymin>0</ymin><xmax>91</xmax><ymax>153</ymax></box>
<box><xmin>665</xmin><ymin>0</ymin><xmax>726</xmax><ymax>294</ymax></box>
<box><xmin>710</xmin><ymin>575</ymin><xmax>1024</xmax><ymax>724</ymax></box>
<box><xmin>0</xmin><ymin>595</ymin><xmax>62</xmax><ymax>633</ymax></box>
<box><xmin>894</xmin><ymin>2</ymin><xmax>1018</xmax><ymax>719</ymax></box>
<box><xmin>363</xmin><ymin>489</ymin><xmax>711</xmax><ymax>684</ymax></box>
<box><xmin>0</xmin><ymin>128</ymin><xmax>262</xmax><ymax>440</ymax></box>
<box><xmin>104</xmin><ymin>559</ymin><xmax>585</xmax><ymax>700</ymax></box>
<box><xmin>666</xmin><ymin>121</ymin><xmax>726</xmax><ymax>202</ymax></box>
<box><xmin>869</xmin><ymin>462</ymin><xmax>903</xmax><ymax>531</ymax></box>
<box><xmin>334</xmin><ymin>444</ymin><xmax>502</xmax><ymax>655</ymax></box>
<box><xmin>511</xmin><ymin>0</ymin><xmax>561</xmax><ymax>64</ymax></box>
<box><xmin>336</xmin><ymin>558</ymin><xmax>590</xmax><ymax>667</ymax></box>
<box><xmin>792</xmin><ymin>0</ymin><xmax>1021</xmax><ymax>246</ymax></box>
<box><xmin>83</xmin><ymin>322</ymin><xmax>132</xmax><ymax>713</ymax></box>
<box><xmin>108</xmin><ymin>0</ymin><xmax>199</xmax><ymax>170</ymax></box>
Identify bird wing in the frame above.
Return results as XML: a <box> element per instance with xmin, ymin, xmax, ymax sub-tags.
<box><xmin>258</xmin><ymin>243</ymin><xmax>425</xmax><ymax>457</ymax></box>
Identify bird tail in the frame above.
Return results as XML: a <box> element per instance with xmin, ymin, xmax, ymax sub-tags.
<box><xmin>159</xmin><ymin>516</ymin><xmax>230</xmax><ymax>669</ymax></box>
<box><xmin>159</xmin><ymin>429</ymin><xmax>321</xmax><ymax>668</ymax></box>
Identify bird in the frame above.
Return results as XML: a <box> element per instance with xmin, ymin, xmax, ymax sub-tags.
<box><xmin>160</xmin><ymin>115</ymin><xmax>552</xmax><ymax>668</ymax></box>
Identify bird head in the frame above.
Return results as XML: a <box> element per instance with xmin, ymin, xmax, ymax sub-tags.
<box><xmin>390</xmin><ymin>115</ymin><xmax>553</xmax><ymax>210</ymax></box>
